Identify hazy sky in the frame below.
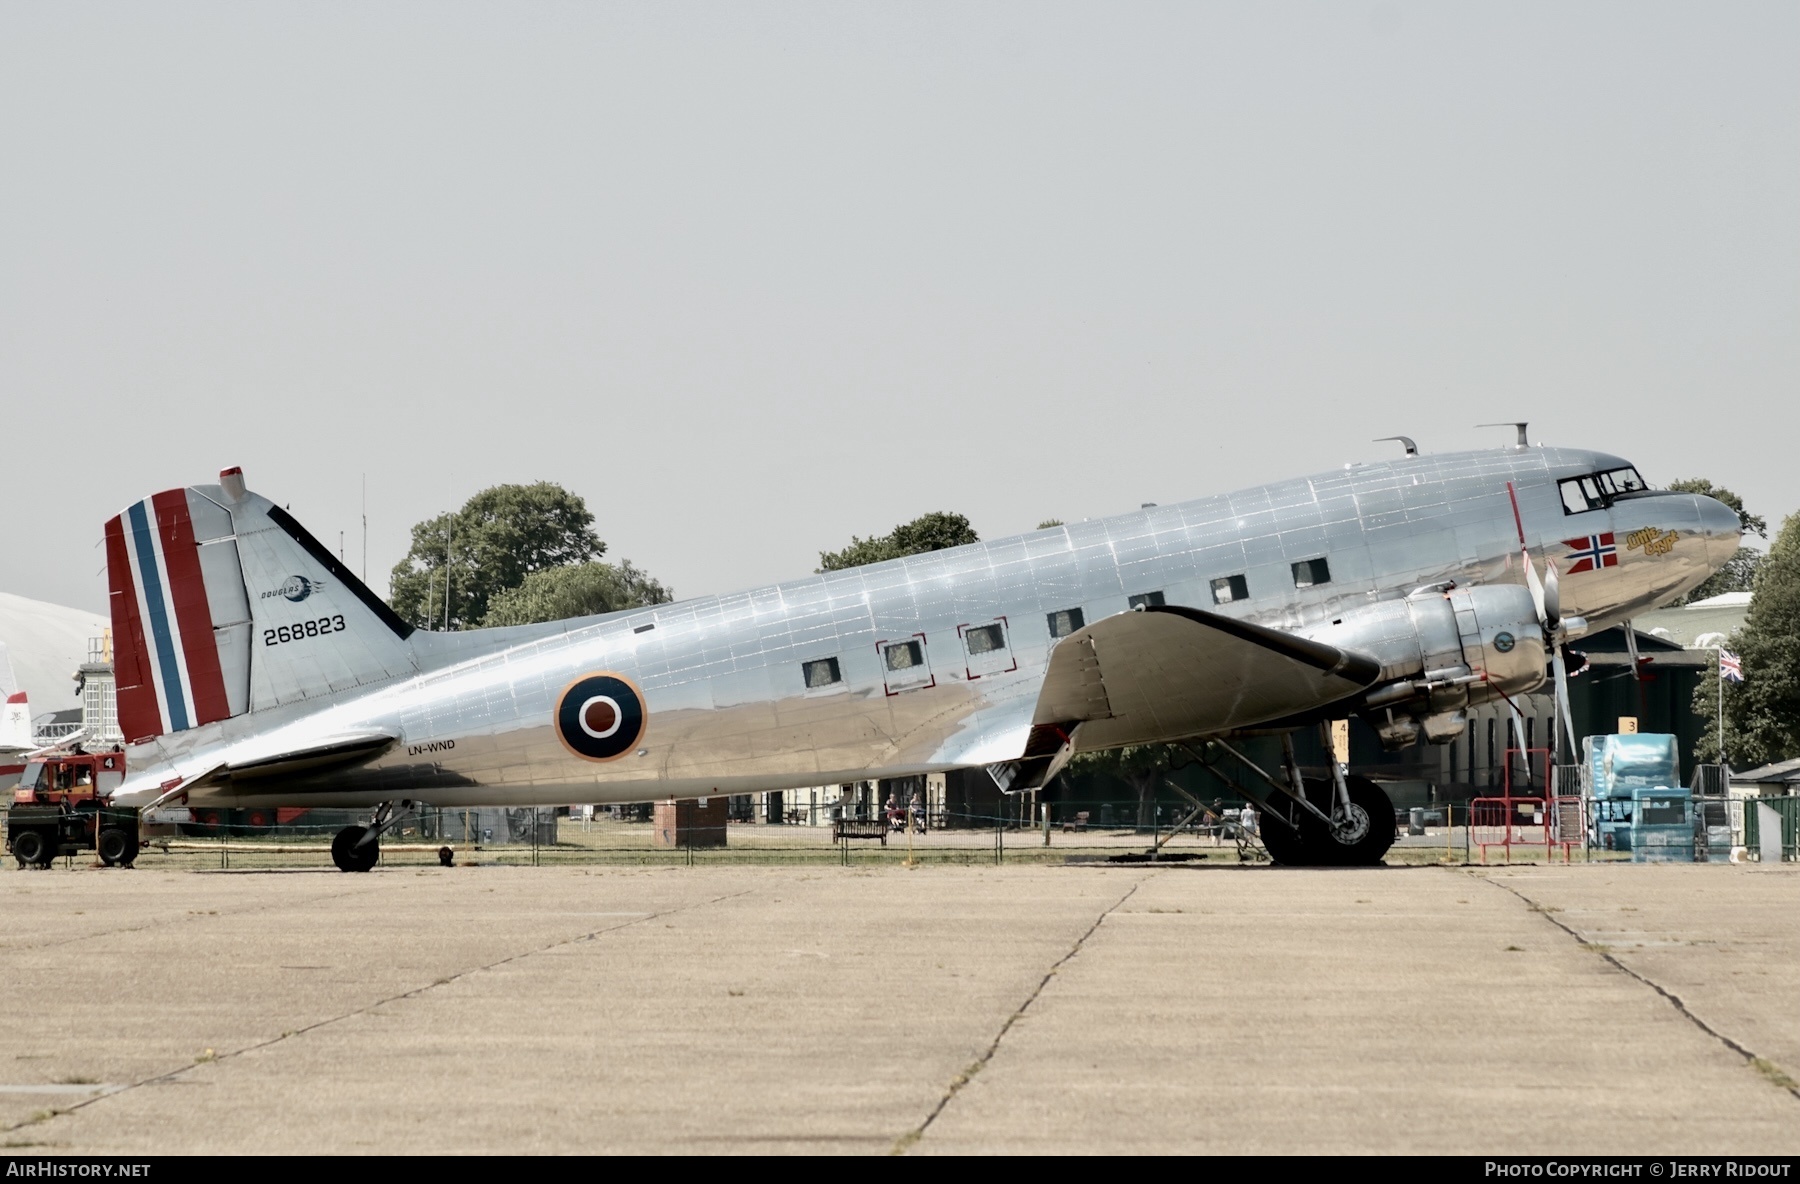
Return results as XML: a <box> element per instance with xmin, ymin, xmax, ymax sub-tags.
<box><xmin>3</xmin><ymin>2</ymin><xmax>1794</xmax><ymax>616</ymax></box>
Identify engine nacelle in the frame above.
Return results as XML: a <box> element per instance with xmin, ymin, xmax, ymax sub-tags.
<box><xmin>1298</xmin><ymin>583</ymin><xmax>1547</xmax><ymax>749</ymax></box>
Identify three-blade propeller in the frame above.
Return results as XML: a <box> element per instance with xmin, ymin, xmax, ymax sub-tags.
<box><xmin>1508</xmin><ymin>483</ymin><xmax>1580</xmax><ymax>761</ymax></box>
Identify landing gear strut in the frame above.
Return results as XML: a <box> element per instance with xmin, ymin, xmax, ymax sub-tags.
<box><xmin>331</xmin><ymin>801</ymin><xmax>412</xmax><ymax>873</ymax></box>
<box><xmin>1191</xmin><ymin>729</ymin><xmax>1396</xmax><ymax>866</ymax></box>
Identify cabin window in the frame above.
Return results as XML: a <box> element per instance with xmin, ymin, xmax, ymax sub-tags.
<box><xmin>878</xmin><ymin>635</ymin><xmax>936</xmax><ymax>695</ymax></box>
<box><xmin>961</xmin><ymin>618</ymin><xmax>1018</xmax><ymax>678</ymax></box>
<box><xmin>1210</xmin><ymin>574</ymin><xmax>1249</xmax><ymax>605</ymax></box>
<box><xmin>1047</xmin><ymin>608</ymin><xmax>1085</xmax><ymax>639</ymax></box>
<box><xmin>884</xmin><ymin>640</ymin><xmax>924</xmax><ymax>672</ymax></box>
<box><xmin>1128</xmin><ymin>591</ymin><xmax>1165</xmax><ymax>610</ymax></box>
<box><xmin>1291</xmin><ymin>557</ymin><xmax>1331</xmax><ymax>588</ymax></box>
<box><xmin>802</xmin><ymin>657</ymin><xmax>842</xmax><ymax>689</ymax></box>
<box><xmin>964</xmin><ymin>624</ymin><xmax>1005</xmax><ymax>655</ymax></box>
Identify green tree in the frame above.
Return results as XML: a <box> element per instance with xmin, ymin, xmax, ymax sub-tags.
<box><xmin>1692</xmin><ymin>509</ymin><xmax>1800</xmax><ymax>767</ymax></box>
<box><xmin>1036</xmin><ymin>519</ymin><xmax>1065</xmax><ymax>530</ymax></box>
<box><xmin>817</xmin><ymin>511</ymin><xmax>979</xmax><ymax>572</ymax></box>
<box><xmin>1665</xmin><ymin>479</ymin><xmax>1766</xmax><ymax>605</ymax></box>
<box><xmin>484</xmin><ymin>560</ymin><xmax>673</xmax><ymax>626</ymax></box>
<box><xmin>390</xmin><ymin>483</ymin><xmax>605</xmax><ymax>629</ymax></box>
<box><xmin>1066</xmin><ymin>744</ymin><xmax>1174</xmax><ymax>831</ymax></box>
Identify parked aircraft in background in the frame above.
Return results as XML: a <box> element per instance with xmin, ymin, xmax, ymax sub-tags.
<box><xmin>101</xmin><ymin>433</ymin><xmax>1739</xmax><ymax>869</ymax></box>
<box><xmin>1</xmin><ymin>679</ymin><xmax>30</xmax><ymax>786</ymax></box>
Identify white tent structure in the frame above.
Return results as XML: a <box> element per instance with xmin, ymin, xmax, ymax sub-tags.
<box><xmin>0</xmin><ymin>591</ymin><xmax>108</xmax><ymax>717</ymax></box>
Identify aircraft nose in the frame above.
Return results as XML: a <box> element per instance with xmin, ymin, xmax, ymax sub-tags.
<box><xmin>1693</xmin><ymin>494</ymin><xmax>1742</xmax><ymax>569</ymax></box>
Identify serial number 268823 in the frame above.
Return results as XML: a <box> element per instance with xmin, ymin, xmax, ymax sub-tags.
<box><xmin>263</xmin><ymin>615</ymin><xmax>347</xmax><ymax>647</ymax></box>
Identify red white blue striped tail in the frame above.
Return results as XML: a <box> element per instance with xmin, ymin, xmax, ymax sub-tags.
<box><xmin>106</xmin><ymin>468</ymin><xmax>420</xmax><ymax>743</ymax></box>
<box><xmin>106</xmin><ymin>489</ymin><xmax>251</xmax><ymax>743</ymax></box>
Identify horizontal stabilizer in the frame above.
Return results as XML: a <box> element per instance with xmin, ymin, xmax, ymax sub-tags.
<box><xmin>224</xmin><ymin>733</ymin><xmax>398</xmax><ymax>781</ymax></box>
<box><xmin>1035</xmin><ymin>604</ymin><xmax>1380</xmax><ymax>750</ymax></box>
<box><xmin>122</xmin><ymin>732</ymin><xmax>398</xmax><ymax>805</ymax></box>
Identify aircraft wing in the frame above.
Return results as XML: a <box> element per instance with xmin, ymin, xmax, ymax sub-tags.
<box><xmin>1036</xmin><ymin>604</ymin><xmax>1381</xmax><ymax>749</ymax></box>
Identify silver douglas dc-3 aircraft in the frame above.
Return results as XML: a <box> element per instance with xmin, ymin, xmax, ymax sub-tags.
<box><xmin>101</xmin><ymin>432</ymin><xmax>1739</xmax><ymax>870</ymax></box>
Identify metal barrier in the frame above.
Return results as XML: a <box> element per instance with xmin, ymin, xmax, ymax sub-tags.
<box><xmin>1465</xmin><ymin>746</ymin><xmax>1583</xmax><ymax>863</ymax></box>
<box><xmin>1550</xmin><ymin>795</ymin><xmax>1586</xmax><ymax>862</ymax></box>
<box><xmin>1470</xmin><ymin>796</ymin><xmax>1550</xmax><ymax>864</ymax></box>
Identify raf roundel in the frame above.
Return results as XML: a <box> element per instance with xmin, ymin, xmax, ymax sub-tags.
<box><xmin>555</xmin><ymin>673</ymin><xmax>646</xmax><ymax>762</ymax></box>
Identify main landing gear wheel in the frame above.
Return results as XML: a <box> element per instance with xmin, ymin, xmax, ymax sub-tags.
<box><xmin>331</xmin><ymin>826</ymin><xmax>379</xmax><ymax>873</ymax></box>
<box><xmin>1300</xmin><ymin>776</ymin><xmax>1395</xmax><ymax>866</ymax></box>
<box><xmin>1263</xmin><ymin>777</ymin><xmax>1396</xmax><ymax>867</ymax></box>
<box><xmin>11</xmin><ymin>828</ymin><xmax>54</xmax><ymax>869</ymax></box>
<box><xmin>98</xmin><ymin>827</ymin><xmax>138</xmax><ymax>868</ymax></box>
<box><xmin>1258</xmin><ymin>813</ymin><xmax>1309</xmax><ymax>866</ymax></box>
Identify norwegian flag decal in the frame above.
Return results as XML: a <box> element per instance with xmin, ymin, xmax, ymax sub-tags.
<box><xmin>1562</xmin><ymin>532</ymin><xmax>1618</xmax><ymax>574</ymax></box>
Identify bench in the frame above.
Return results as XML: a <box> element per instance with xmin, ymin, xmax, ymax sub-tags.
<box><xmin>1061</xmin><ymin>811</ymin><xmax>1090</xmax><ymax>834</ymax></box>
<box><xmin>832</xmin><ymin>818</ymin><xmax>888</xmax><ymax>846</ymax></box>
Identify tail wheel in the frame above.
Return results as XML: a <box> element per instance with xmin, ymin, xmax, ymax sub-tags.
<box><xmin>331</xmin><ymin>826</ymin><xmax>379</xmax><ymax>873</ymax></box>
<box><xmin>98</xmin><ymin>827</ymin><xmax>133</xmax><ymax>867</ymax></box>
<box><xmin>11</xmin><ymin>829</ymin><xmax>54</xmax><ymax>869</ymax></box>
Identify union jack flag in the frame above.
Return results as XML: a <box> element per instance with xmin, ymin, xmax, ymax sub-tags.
<box><xmin>1720</xmin><ymin>649</ymin><xmax>1744</xmax><ymax>684</ymax></box>
<box><xmin>1562</xmin><ymin>532</ymin><xmax>1618</xmax><ymax>574</ymax></box>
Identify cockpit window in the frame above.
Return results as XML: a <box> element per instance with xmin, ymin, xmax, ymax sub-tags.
<box><xmin>1559</xmin><ymin>467</ymin><xmax>1649</xmax><ymax>514</ymax></box>
<box><xmin>1595</xmin><ymin>468</ymin><xmax>1647</xmax><ymax>496</ymax></box>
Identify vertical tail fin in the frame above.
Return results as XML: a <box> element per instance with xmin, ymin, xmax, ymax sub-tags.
<box><xmin>106</xmin><ymin>487</ymin><xmax>247</xmax><ymax>742</ymax></box>
<box><xmin>1</xmin><ymin>641</ymin><xmax>29</xmax><ymax>752</ymax></box>
<box><xmin>107</xmin><ymin>468</ymin><xmax>418</xmax><ymax>743</ymax></box>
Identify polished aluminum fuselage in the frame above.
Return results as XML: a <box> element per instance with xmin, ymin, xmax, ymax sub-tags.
<box><xmin>122</xmin><ymin>446</ymin><xmax>1739</xmax><ymax>809</ymax></box>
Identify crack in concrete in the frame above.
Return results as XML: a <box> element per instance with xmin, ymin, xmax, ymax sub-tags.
<box><xmin>1483</xmin><ymin>873</ymin><xmax>1800</xmax><ymax>1103</ymax></box>
<box><xmin>2</xmin><ymin>873</ymin><xmax>399</xmax><ymax>954</ymax></box>
<box><xmin>4</xmin><ymin>888</ymin><xmax>753</xmax><ymax>1135</ymax></box>
<box><xmin>893</xmin><ymin>875</ymin><xmax>1145</xmax><ymax>1155</ymax></box>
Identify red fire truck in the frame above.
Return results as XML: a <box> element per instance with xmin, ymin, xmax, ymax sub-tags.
<box><xmin>5</xmin><ymin>748</ymin><xmax>138</xmax><ymax>868</ymax></box>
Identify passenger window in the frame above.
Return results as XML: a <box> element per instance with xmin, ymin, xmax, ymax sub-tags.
<box><xmin>878</xmin><ymin>635</ymin><xmax>935</xmax><ymax>695</ymax></box>
<box><xmin>802</xmin><ymin>658</ymin><xmax>842</xmax><ymax>689</ymax></box>
<box><xmin>1128</xmin><ymin>591</ymin><xmax>1166</xmax><ymax>610</ymax></box>
<box><xmin>964</xmin><ymin>624</ymin><xmax>1006</xmax><ymax>655</ymax></box>
<box><xmin>884</xmin><ymin>640</ymin><xmax>924</xmax><ymax>672</ymax></box>
<box><xmin>1047</xmin><ymin>608</ymin><xmax>1085</xmax><ymax>639</ymax></box>
<box><xmin>1291</xmin><ymin>558</ymin><xmax>1330</xmax><ymax>588</ymax></box>
<box><xmin>1210</xmin><ymin>575</ymin><xmax>1249</xmax><ymax>605</ymax></box>
<box><xmin>961</xmin><ymin>618</ymin><xmax>1017</xmax><ymax>678</ymax></box>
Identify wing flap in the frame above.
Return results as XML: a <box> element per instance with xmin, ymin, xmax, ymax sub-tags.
<box><xmin>1035</xmin><ymin>605</ymin><xmax>1379</xmax><ymax>748</ymax></box>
